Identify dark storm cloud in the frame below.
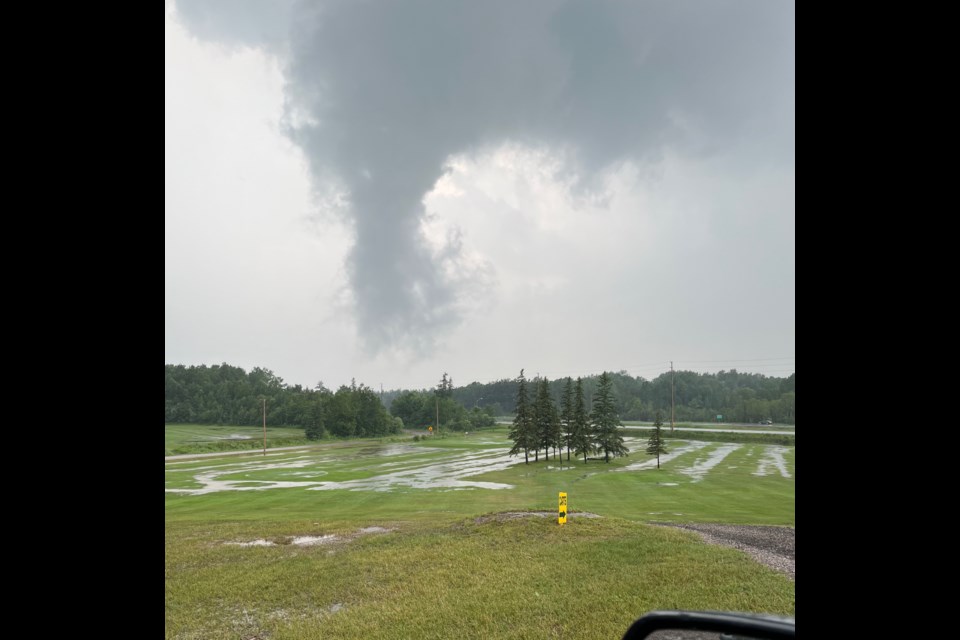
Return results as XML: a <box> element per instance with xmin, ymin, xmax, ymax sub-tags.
<box><xmin>175</xmin><ymin>0</ymin><xmax>794</xmax><ymax>352</ymax></box>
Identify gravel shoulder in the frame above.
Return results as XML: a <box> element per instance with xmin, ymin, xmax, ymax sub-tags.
<box><xmin>654</xmin><ymin>523</ymin><xmax>794</xmax><ymax>580</ymax></box>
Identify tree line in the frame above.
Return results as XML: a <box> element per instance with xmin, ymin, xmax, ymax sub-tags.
<box><xmin>388</xmin><ymin>373</ymin><xmax>497</xmax><ymax>432</ymax></box>
<box><xmin>399</xmin><ymin>369</ymin><xmax>795</xmax><ymax>424</ymax></box>
<box><xmin>164</xmin><ymin>364</ymin><xmax>495</xmax><ymax>438</ymax></box>
<box><xmin>508</xmin><ymin>370</ymin><xmax>629</xmax><ymax>464</ymax></box>
<box><xmin>164</xmin><ymin>363</ymin><xmax>401</xmax><ymax>439</ymax></box>
<box><xmin>166</xmin><ymin>363</ymin><xmax>796</xmax><ymax>444</ymax></box>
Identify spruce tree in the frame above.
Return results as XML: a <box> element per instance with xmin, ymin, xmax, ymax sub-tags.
<box><xmin>560</xmin><ymin>377</ymin><xmax>574</xmax><ymax>461</ymax></box>
<box><xmin>646</xmin><ymin>411</ymin><xmax>669</xmax><ymax>469</ymax></box>
<box><xmin>550</xmin><ymin>398</ymin><xmax>563</xmax><ymax>461</ymax></box>
<box><xmin>508</xmin><ymin>369</ymin><xmax>534</xmax><ymax>464</ymax></box>
<box><xmin>534</xmin><ymin>377</ymin><xmax>557</xmax><ymax>461</ymax></box>
<box><xmin>304</xmin><ymin>399</ymin><xmax>325</xmax><ymax>440</ymax></box>
<box><xmin>571</xmin><ymin>377</ymin><xmax>593</xmax><ymax>463</ymax></box>
<box><xmin>591</xmin><ymin>371</ymin><xmax>629</xmax><ymax>462</ymax></box>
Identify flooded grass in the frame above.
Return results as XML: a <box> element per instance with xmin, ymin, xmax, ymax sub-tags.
<box><xmin>167</xmin><ymin>429</ymin><xmax>794</xmax><ymax>638</ymax></box>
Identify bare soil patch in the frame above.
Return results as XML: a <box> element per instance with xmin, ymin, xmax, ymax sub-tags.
<box><xmin>654</xmin><ymin>523</ymin><xmax>794</xmax><ymax>580</ymax></box>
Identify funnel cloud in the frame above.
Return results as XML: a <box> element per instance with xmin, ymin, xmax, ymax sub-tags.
<box><xmin>171</xmin><ymin>0</ymin><xmax>794</xmax><ymax>361</ymax></box>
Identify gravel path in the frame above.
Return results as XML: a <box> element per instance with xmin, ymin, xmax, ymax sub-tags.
<box><xmin>655</xmin><ymin>523</ymin><xmax>794</xmax><ymax>580</ymax></box>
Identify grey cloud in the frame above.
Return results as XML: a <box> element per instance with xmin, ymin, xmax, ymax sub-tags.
<box><xmin>175</xmin><ymin>0</ymin><xmax>794</xmax><ymax>352</ymax></box>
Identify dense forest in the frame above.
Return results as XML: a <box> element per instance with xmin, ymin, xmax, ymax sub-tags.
<box><xmin>390</xmin><ymin>369</ymin><xmax>795</xmax><ymax>425</ymax></box>
<box><xmin>164</xmin><ymin>364</ymin><xmax>401</xmax><ymax>439</ymax></box>
<box><xmin>165</xmin><ymin>364</ymin><xmax>796</xmax><ymax>434</ymax></box>
<box><xmin>164</xmin><ymin>365</ymin><xmax>495</xmax><ymax>436</ymax></box>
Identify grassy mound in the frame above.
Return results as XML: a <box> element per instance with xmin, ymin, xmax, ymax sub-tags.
<box><xmin>165</xmin><ymin>515</ymin><xmax>794</xmax><ymax>639</ymax></box>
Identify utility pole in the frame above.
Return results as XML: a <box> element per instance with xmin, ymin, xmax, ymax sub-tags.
<box><xmin>670</xmin><ymin>361</ymin><xmax>675</xmax><ymax>434</ymax></box>
<box><xmin>262</xmin><ymin>397</ymin><xmax>267</xmax><ymax>456</ymax></box>
<box><xmin>435</xmin><ymin>397</ymin><xmax>439</xmax><ymax>435</ymax></box>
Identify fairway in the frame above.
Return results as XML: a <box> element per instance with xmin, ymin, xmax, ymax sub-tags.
<box><xmin>166</xmin><ymin>428</ymin><xmax>794</xmax><ymax>638</ymax></box>
<box><xmin>165</xmin><ymin>424</ymin><xmax>309</xmax><ymax>456</ymax></box>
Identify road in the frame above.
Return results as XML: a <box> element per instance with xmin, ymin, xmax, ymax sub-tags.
<box><xmin>621</xmin><ymin>426</ymin><xmax>794</xmax><ymax>435</ymax></box>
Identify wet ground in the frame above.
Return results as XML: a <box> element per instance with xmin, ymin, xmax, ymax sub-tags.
<box><xmin>654</xmin><ymin>523</ymin><xmax>795</xmax><ymax>580</ymax></box>
<box><xmin>167</xmin><ymin>440</ymin><xmax>792</xmax><ymax>495</ymax></box>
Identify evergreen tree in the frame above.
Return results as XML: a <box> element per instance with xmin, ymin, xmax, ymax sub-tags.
<box><xmin>591</xmin><ymin>371</ymin><xmax>629</xmax><ymax>462</ymax></box>
<box><xmin>570</xmin><ymin>377</ymin><xmax>593</xmax><ymax>463</ymax></box>
<box><xmin>534</xmin><ymin>377</ymin><xmax>560</xmax><ymax>461</ymax></box>
<box><xmin>646</xmin><ymin>411</ymin><xmax>669</xmax><ymax>468</ymax></box>
<box><xmin>304</xmin><ymin>397</ymin><xmax>326</xmax><ymax>440</ymax></box>
<box><xmin>550</xmin><ymin>401</ymin><xmax>563</xmax><ymax>460</ymax></box>
<box><xmin>508</xmin><ymin>369</ymin><xmax>534</xmax><ymax>464</ymax></box>
<box><xmin>437</xmin><ymin>372</ymin><xmax>454</xmax><ymax>398</ymax></box>
<box><xmin>560</xmin><ymin>377</ymin><xmax>574</xmax><ymax>461</ymax></box>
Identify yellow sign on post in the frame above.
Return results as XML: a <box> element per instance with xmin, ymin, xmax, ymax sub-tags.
<box><xmin>558</xmin><ymin>492</ymin><xmax>567</xmax><ymax>525</ymax></box>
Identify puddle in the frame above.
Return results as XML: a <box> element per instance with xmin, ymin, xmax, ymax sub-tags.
<box><xmin>226</xmin><ymin>526</ymin><xmax>394</xmax><ymax>549</ymax></box>
<box><xmin>282</xmin><ymin>470</ymin><xmax>329</xmax><ymax>477</ymax></box>
<box><xmin>227</xmin><ymin>539</ymin><xmax>275</xmax><ymax>547</ymax></box>
<box><xmin>355</xmin><ymin>444</ymin><xmax>442</xmax><ymax>458</ymax></box>
<box><xmin>752</xmin><ymin>445</ymin><xmax>792</xmax><ymax>477</ymax></box>
<box><xmin>658</xmin><ymin>482</ymin><xmax>679</xmax><ymax>486</ymax></box>
<box><xmin>308</xmin><ymin>448</ymin><xmax>523</xmax><ymax>492</ymax></box>
<box><xmin>618</xmin><ymin>442</ymin><xmax>710</xmax><ymax>472</ymax></box>
<box><xmin>167</xmin><ymin>443</ymin><xmax>528</xmax><ymax>495</ymax></box>
<box><xmin>166</xmin><ymin>458</ymin><xmax>330</xmax><ymax>495</ymax></box>
<box><xmin>676</xmin><ymin>444</ymin><xmax>741</xmax><ymax>482</ymax></box>
<box><xmin>354</xmin><ymin>456</ymin><xmax>445</xmax><ymax>472</ymax></box>
<box><xmin>290</xmin><ymin>535</ymin><xmax>339</xmax><ymax>546</ymax></box>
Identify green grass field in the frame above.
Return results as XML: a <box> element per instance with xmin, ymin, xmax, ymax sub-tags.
<box><xmin>166</xmin><ymin>428</ymin><xmax>794</xmax><ymax>638</ymax></box>
<box><xmin>165</xmin><ymin>424</ymin><xmax>310</xmax><ymax>456</ymax></box>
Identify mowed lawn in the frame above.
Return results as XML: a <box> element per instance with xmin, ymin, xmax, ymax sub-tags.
<box><xmin>165</xmin><ymin>424</ymin><xmax>309</xmax><ymax>455</ymax></box>
<box><xmin>166</xmin><ymin>429</ymin><xmax>794</xmax><ymax>638</ymax></box>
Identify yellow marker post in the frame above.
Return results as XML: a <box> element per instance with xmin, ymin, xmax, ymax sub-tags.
<box><xmin>558</xmin><ymin>492</ymin><xmax>567</xmax><ymax>525</ymax></box>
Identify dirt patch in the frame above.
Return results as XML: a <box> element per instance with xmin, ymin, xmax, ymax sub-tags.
<box><xmin>654</xmin><ymin>523</ymin><xmax>794</xmax><ymax>580</ymax></box>
<box><xmin>473</xmin><ymin>511</ymin><xmax>602</xmax><ymax>524</ymax></box>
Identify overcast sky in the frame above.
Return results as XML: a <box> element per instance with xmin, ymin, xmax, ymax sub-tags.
<box><xmin>165</xmin><ymin>0</ymin><xmax>795</xmax><ymax>391</ymax></box>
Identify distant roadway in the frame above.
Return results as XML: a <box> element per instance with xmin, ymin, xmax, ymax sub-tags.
<box><xmin>495</xmin><ymin>421</ymin><xmax>794</xmax><ymax>436</ymax></box>
<box><xmin>168</xmin><ymin>423</ymin><xmax>795</xmax><ymax>463</ymax></box>
<box><xmin>621</xmin><ymin>426</ymin><xmax>794</xmax><ymax>435</ymax></box>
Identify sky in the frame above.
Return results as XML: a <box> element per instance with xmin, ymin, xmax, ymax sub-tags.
<box><xmin>165</xmin><ymin>0</ymin><xmax>795</xmax><ymax>391</ymax></box>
